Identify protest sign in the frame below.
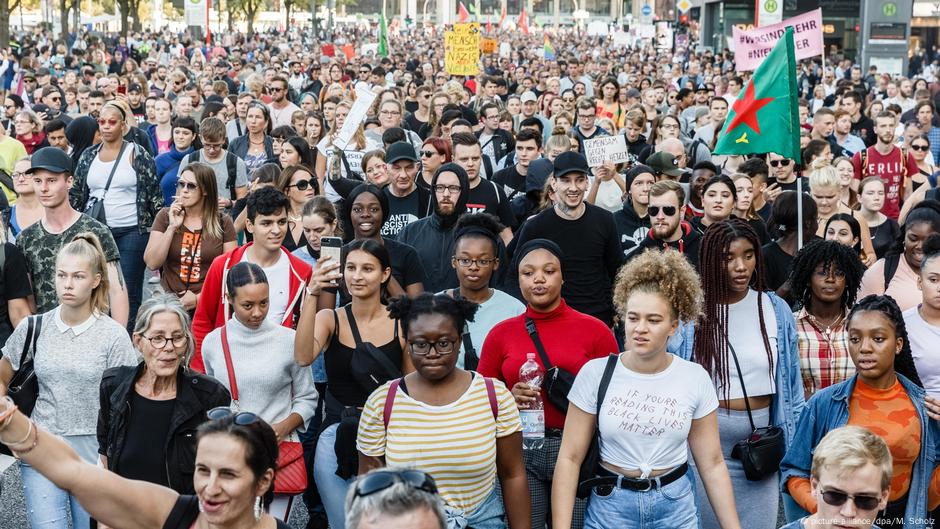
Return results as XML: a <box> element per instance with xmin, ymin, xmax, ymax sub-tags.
<box><xmin>481</xmin><ymin>38</ymin><xmax>498</xmax><ymax>54</ymax></box>
<box><xmin>732</xmin><ymin>8</ymin><xmax>823</xmax><ymax>71</ymax></box>
<box><xmin>333</xmin><ymin>85</ymin><xmax>377</xmax><ymax>151</ymax></box>
<box><xmin>584</xmin><ymin>135</ymin><xmax>630</xmax><ymax>168</ymax></box>
<box><xmin>445</xmin><ymin>23</ymin><xmax>481</xmax><ymax>76</ymax></box>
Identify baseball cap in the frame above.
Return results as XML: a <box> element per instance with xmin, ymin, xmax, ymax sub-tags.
<box><xmin>625</xmin><ymin>88</ymin><xmax>641</xmax><ymax>99</ymax></box>
<box><xmin>28</xmin><ymin>146</ymin><xmax>73</xmax><ymax>175</ymax></box>
<box><xmin>521</xmin><ymin>91</ymin><xmax>538</xmax><ymax>103</ymax></box>
<box><xmin>525</xmin><ymin>158</ymin><xmax>553</xmax><ymax>192</ymax></box>
<box><xmin>552</xmin><ymin>151</ymin><xmax>590</xmax><ymax>178</ymax></box>
<box><xmin>385</xmin><ymin>141</ymin><xmax>418</xmax><ymax>164</ymax></box>
<box><xmin>646</xmin><ymin>151</ymin><xmax>684</xmax><ymax>177</ymax></box>
<box><xmin>22</xmin><ymin>70</ymin><xmax>35</xmax><ymax>81</ymax></box>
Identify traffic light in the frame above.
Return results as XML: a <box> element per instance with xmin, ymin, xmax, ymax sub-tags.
<box><xmin>679</xmin><ymin>14</ymin><xmax>689</xmax><ymax>25</ymax></box>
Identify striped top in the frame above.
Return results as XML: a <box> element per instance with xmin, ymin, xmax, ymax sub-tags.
<box><xmin>357</xmin><ymin>374</ymin><xmax>521</xmax><ymax>514</ymax></box>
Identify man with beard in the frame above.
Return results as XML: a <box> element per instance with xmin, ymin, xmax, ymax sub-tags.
<box><xmin>382</xmin><ymin>142</ymin><xmax>430</xmax><ymax>237</ymax></box>
<box><xmin>630</xmin><ymin>180</ymin><xmax>702</xmax><ymax>271</ymax></box>
<box><xmin>852</xmin><ymin>111</ymin><xmax>920</xmax><ymax>220</ymax></box>
<box><xmin>267</xmin><ymin>75</ymin><xmax>300</xmax><ymax>129</ymax></box>
<box><xmin>398</xmin><ymin>163</ymin><xmax>471</xmax><ymax>292</ymax></box>
<box><xmin>509</xmin><ymin>151</ymin><xmax>622</xmax><ymax>327</ymax></box>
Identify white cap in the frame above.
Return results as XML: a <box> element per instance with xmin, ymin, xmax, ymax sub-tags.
<box><xmin>521</xmin><ymin>91</ymin><xmax>538</xmax><ymax>103</ymax></box>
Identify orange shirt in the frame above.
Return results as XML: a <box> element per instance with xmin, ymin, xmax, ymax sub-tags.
<box><xmin>787</xmin><ymin>377</ymin><xmax>920</xmax><ymax>511</ymax></box>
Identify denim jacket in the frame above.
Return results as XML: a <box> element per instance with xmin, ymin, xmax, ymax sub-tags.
<box><xmin>667</xmin><ymin>291</ymin><xmax>806</xmax><ymax>448</ymax></box>
<box><xmin>779</xmin><ymin>374</ymin><xmax>939</xmax><ymax>528</ymax></box>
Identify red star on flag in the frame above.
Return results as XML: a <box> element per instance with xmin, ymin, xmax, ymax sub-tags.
<box><xmin>724</xmin><ymin>82</ymin><xmax>775</xmax><ymax>136</ymax></box>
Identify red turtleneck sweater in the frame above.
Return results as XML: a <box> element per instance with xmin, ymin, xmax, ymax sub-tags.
<box><xmin>478</xmin><ymin>299</ymin><xmax>618</xmax><ymax>429</ymax></box>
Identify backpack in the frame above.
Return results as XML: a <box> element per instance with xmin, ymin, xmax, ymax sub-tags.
<box><xmin>383</xmin><ymin>375</ymin><xmax>498</xmax><ymax>429</ymax></box>
<box><xmin>198</xmin><ymin>150</ymin><xmax>239</xmax><ymax>199</ymax></box>
<box><xmin>687</xmin><ymin>138</ymin><xmax>708</xmax><ymax>167</ymax></box>
<box><xmin>883</xmin><ymin>252</ymin><xmax>901</xmax><ymax>291</ymax></box>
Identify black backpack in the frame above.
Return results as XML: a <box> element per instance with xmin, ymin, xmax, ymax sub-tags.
<box><xmin>196</xmin><ymin>150</ymin><xmax>239</xmax><ymax>199</ymax></box>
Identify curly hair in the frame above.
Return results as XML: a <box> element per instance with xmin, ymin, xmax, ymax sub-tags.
<box><xmin>613</xmin><ymin>249</ymin><xmax>702</xmax><ymax>323</ymax></box>
<box><xmin>387</xmin><ymin>293</ymin><xmax>479</xmax><ymax>338</ymax></box>
<box><xmin>848</xmin><ymin>295</ymin><xmax>923</xmax><ymax>388</ymax></box>
<box><xmin>788</xmin><ymin>239</ymin><xmax>866</xmax><ymax>311</ymax></box>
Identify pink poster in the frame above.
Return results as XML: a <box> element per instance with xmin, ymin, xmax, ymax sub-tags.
<box><xmin>732</xmin><ymin>8</ymin><xmax>823</xmax><ymax>72</ymax></box>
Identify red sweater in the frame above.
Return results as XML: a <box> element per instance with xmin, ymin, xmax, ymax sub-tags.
<box><xmin>478</xmin><ymin>300</ymin><xmax>618</xmax><ymax>430</ymax></box>
<box><xmin>190</xmin><ymin>243</ymin><xmax>312</xmax><ymax>373</ymax></box>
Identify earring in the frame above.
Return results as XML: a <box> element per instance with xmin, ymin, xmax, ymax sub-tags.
<box><xmin>198</xmin><ymin>500</ymin><xmax>205</xmax><ymax>513</ymax></box>
<box><xmin>253</xmin><ymin>496</ymin><xmax>262</xmax><ymax>521</ymax></box>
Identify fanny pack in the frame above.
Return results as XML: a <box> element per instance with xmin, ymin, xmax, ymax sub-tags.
<box><xmin>727</xmin><ymin>341</ymin><xmax>785</xmax><ymax>481</ymax></box>
<box><xmin>526</xmin><ymin>317</ymin><xmax>574</xmax><ymax>412</ymax></box>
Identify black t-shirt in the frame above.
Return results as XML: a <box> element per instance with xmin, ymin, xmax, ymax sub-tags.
<box><xmin>467</xmin><ymin>180</ymin><xmax>516</xmax><ymax>229</ymax></box>
<box><xmin>404</xmin><ymin>112</ymin><xmax>427</xmax><ymax>136</ymax></box>
<box><xmin>382</xmin><ymin>188</ymin><xmax>424</xmax><ymax>238</ymax></box>
<box><xmin>762</xmin><ymin>240</ymin><xmax>793</xmax><ymax>292</ymax></box>
<box><xmin>851</xmin><ymin>115</ymin><xmax>876</xmax><ymax>147</ymax></box>
<box><xmin>870</xmin><ymin>218</ymin><xmax>901</xmax><ymax>260</ymax></box>
<box><xmin>756</xmin><ymin>201</ymin><xmax>773</xmax><ymax>223</ymax></box>
<box><xmin>492</xmin><ymin>165</ymin><xmax>526</xmax><ymax>201</ymax></box>
<box><xmin>116</xmin><ymin>392</ymin><xmax>175</xmax><ymax>487</ymax></box>
<box><xmin>777</xmin><ymin>177</ymin><xmax>804</xmax><ymax>193</ymax></box>
<box><xmin>0</xmin><ymin>243</ymin><xmax>33</xmax><ymax>346</ymax></box>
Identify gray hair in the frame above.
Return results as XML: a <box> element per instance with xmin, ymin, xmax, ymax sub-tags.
<box><xmin>133</xmin><ymin>294</ymin><xmax>195</xmax><ymax>364</ymax></box>
<box><xmin>344</xmin><ymin>473</ymin><xmax>446</xmax><ymax>529</ymax></box>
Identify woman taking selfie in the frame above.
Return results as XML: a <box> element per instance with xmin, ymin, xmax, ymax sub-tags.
<box><xmin>553</xmin><ymin>249</ymin><xmax>742</xmax><ymax>529</ymax></box>
<box><xmin>0</xmin><ymin>233</ymin><xmax>138</xmax><ymax>529</ymax></box>
<box><xmin>144</xmin><ymin>162</ymin><xmax>238</xmax><ymax>312</ymax></box>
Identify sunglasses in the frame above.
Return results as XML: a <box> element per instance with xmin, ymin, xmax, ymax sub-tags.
<box><xmin>420</xmin><ymin>150</ymin><xmax>439</xmax><ymax>158</ymax></box>
<box><xmin>911</xmin><ymin>144</ymin><xmax>930</xmax><ymax>151</ymax></box>
<box><xmin>819</xmin><ymin>488</ymin><xmax>882</xmax><ymax>511</ymax></box>
<box><xmin>769</xmin><ymin>159</ymin><xmax>791</xmax><ymax>167</ymax></box>
<box><xmin>289</xmin><ymin>179</ymin><xmax>317</xmax><ymax>191</ymax></box>
<box><xmin>97</xmin><ymin>118</ymin><xmax>120</xmax><ymax>126</ymax></box>
<box><xmin>207</xmin><ymin>407</ymin><xmax>260</xmax><ymax>425</ymax></box>
<box><xmin>176</xmin><ymin>181</ymin><xmax>198</xmax><ymax>191</ymax></box>
<box><xmin>353</xmin><ymin>470</ymin><xmax>438</xmax><ymax>499</ymax></box>
<box><xmin>648</xmin><ymin>205</ymin><xmax>678</xmax><ymax>217</ymax></box>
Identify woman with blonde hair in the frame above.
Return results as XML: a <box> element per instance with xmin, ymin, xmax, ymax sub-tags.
<box><xmin>0</xmin><ymin>232</ymin><xmax>138</xmax><ymax>529</ymax></box>
<box><xmin>808</xmin><ymin>158</ymin><xmax>876</xmax><ymax>266</ymax></box>
<box><xmin>144</xmin><ymin>162</ymin><xmax>237</xmax><ymax>312</ymax></box>
<box><xmin>14</xmin><ymin>109</ymin><xmax>48</xmax><ymax>154</ymax></box>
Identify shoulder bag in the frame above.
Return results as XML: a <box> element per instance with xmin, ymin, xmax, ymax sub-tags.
<box><xmin>346</xmin><ymin>305</ymin><xmax>401</xmax><ymax>394</ymax></box>
<box><xmin>220</xmin><ymin>325</ymin><xmax>307</xmax><ymax>495</ymax></box>
<box><xmin>727</xmin><ymin>341</ymin><xmax>785</xmax><ymax>481</ymax></box>
<box><xmin>526</xmin><ymin>317</ymin><xmax>575</xmax><ymax>412</ymax></box>
<box><xmin>451</xmin><ymin>289</ymin><xmax>480</xmax><ymax>371</ymax></box>
<box><xmin>576</xmin><ymin>354</ymin><xmax>618</xmax><ymax>498</ymax></box>
<box><xmin>84</xmin><ymin>141</ymin><xmax>129</xmax><ymax>224</ymax></box>
<box><xmin>1</xmin><ymin>315</ymin><xmax>43</xmax><ymax>456</ymax></box>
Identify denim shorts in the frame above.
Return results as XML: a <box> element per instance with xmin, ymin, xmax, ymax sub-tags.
<box><xmin>583</xmin><ymin>473</ymin><xmax>698</xmax><ymax>529</ymax></box>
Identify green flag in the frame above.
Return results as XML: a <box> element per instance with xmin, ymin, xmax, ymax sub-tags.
<box><xmin>713</xmin><ymin>26</ymin><xmax>801</xmax><ymax>163</ymax></box>
<box><xmin>378</xmin><ymin>14</ymin><xmax>389</xmax><ymax>57</ymax></box>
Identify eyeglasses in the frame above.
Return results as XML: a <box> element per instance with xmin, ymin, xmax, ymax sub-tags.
<box><xmin>408</xmin><ymin>339</ymin><xmax>457</xmax><ymax>355</ymax></box>
<box><xmin>176</xmin><ymin>181</ymin><xmax>198</xmax><ymax>191</ymax></box>
<box><xmin>12</xmin><ymin>172</ymin><xmax>28</xmax><ymax>179</ymax></box>
<box><xmin>270</xmin><ymin>86</ymin><xmax>286</xmax><ymax>92</ymax></box>
<box><xmin>97</xmin><ymin>118</ymin><xmax>120</xmax><ymax>126</ymax></box>
<box><xmin>911</xmin><ymin>144</ymin><xmax>930</xmax><ymax>151</ymax></box>
<box><xmin>648</xmin><ymin>205</ymin><xmax>678</xmax><ymax>217</ymax></box>
<box><xmin>379</xmin><ymin>110</ymin><xmax>401</xmax><ymax>116</ymax></box>
<box><xmin>420</xmin><ymin>150</ymin><xmax>439</xmax><ymax>158</ymax></box>
<box><xmin>578</xmin><ymin>114</ymin><xmax>595</xmax><ymax>120</ymax></box>
<box><xmin>769</xmin><ymin>159</ymin><xmax>792</xmax><ymax>167</ymax></box>
<box><xmin>353</xmin><ymin>470</ymin><xmax>438</xmax><ymax>499</ymax></box>
<box><xmin>289</xmin><ymin>179</ymin><xmax>317</xmax><ymax>191</ymax></box>
<box><xmin>142</xmin><ymin>334</ymin><xmax>188</xmax><ymax>349</ymax></box>
<box><xmin>207</xmin><ymin>407</ymin><xmax>261</xmax><ymax>425</ymax></box>
<box><xmin>819</xmin><ymin>488</ymin><xmax>882</xmax><ymax>511</ymax></box>
<box><xmin>203</xmin><ymin>142</ymin><xmax>224</xmax><ymax>150</ymax></box>
<box><xmin>454</xmin><ymin>257</ymin><xmax>495</xmax><ymax>267</ymax></box>
<box><xmin>434</xmin><ymin>184</ymin><xmax>462</xmax><ymax>195</ymax></box>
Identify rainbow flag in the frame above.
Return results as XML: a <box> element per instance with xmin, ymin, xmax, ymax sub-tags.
<box><xmin>543</xmin><ymin>34</ymin><xmax>555</xmax><ymax>60</ymax></box>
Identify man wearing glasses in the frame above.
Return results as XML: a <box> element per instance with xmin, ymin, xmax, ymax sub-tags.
<box><xmin>179</xmin><ymin>117</ymin><xmax>248</xmax><ymax>209</ymax></box>
<box><xmin>572</xmin><ymin>98</ymin><xmax>607</xmax><ymax>154</ymax></box>
<box><xmin>630</xmin><ymin>180</ymin><xmax>701</xmax><ymax>270</ymax></box>
<box><xmin>266</xmin><ymin>75</ymin><xmax>300</xmax><ymax>129</ymax></box>
<box><xmin>768</xmin><ymin>151</ymin><xmax>801</xmax><ymax>193</ymax></box>
<box><xmin>476</xmin><ymin>102</ymin><xmax>514</xmax><ymax>172</ymax></box>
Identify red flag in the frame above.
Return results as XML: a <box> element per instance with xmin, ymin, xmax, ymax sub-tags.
<box><xmin>486</xmin><ymin>15</ymin><xmax>492</xmax><ymax>33</ymax></box>
<box><xmin>517</xmin><ymin>8</ymin><xmax>528</xmax><ymax>34</ymax></box>
<box><xmin>499</xmin><ymin>5</ymin><xmax>506</xmax><ymax>25</ymax></box>
<box><xmin>458</xmin><ymin>2</ymin><xmax>470</xmax><ymax>22</ymax></box>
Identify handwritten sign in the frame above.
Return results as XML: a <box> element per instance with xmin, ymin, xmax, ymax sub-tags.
<box><xmin>584</xmin><ymin>135</ymin><xmax>630</xmax><ymax>168</ymax></box>
<box><xmin>481</xmin><ymin>38</ymin><xmax>497</xmax><ymax>54</ymax></box>
<box><xmin>445</xmin><ymin>23</ymin><xmax>481</xmax><ymax>76</ymax></box>
<box><xmin>732</xmin><ymin>8</ymin><xmax>823</xmax><ymax>71</ymax></box>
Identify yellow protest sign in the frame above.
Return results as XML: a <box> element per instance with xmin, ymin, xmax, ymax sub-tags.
<box><xmin>481</xmin><ymin>38</ymin><xmax>497</xmax><ymax>54</ymax></box>
<box><xmin>445</xmin><ymin>23</ymin><xmax>481</xmax><ymax>76</ymax></box>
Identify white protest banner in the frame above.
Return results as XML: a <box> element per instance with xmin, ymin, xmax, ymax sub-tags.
<box><xmin>584</xmin><ymin>135</ymin><xmax>630</xmax><ymax>168</ymax></box>
<box><xmin>333</xmin><ymin>85</ymin><xmax>377</xmax><ymax>151</ymax></box>
<box><xmin>732</xmin><ymin>8</ymin><xmax>823</xmax><ymax>71</ymax></box>
<box><xmin>185</xmin><ymin>0</ymin><xmax>207</xmax><ymax>27</ymax></box>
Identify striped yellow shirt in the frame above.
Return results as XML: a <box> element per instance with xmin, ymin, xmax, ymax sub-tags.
<box><xmin>357</xmin><ymin>374</ymin><xmax>521</xmax><ymax>514</ymax></box>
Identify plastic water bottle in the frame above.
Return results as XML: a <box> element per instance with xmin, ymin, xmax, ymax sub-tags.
<box><xmin>519</xmin><ymin>353</ymin><xmax>545</xmax><ymax>450</ymax></box>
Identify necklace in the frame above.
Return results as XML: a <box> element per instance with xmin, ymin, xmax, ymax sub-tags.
<box><xmin>249</xmin><ymin>137</ymin><xmax>264</xmax><ymax>145</ymax></box>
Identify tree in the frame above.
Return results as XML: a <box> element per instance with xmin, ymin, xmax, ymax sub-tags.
<box><xmin>229</xmin><ymin>0</ymin><xmax>267</xmax><ymax>37</ymax></box>
<box><xmin>284</xmin><ymin>0</ymin><xmax>298</xmax><ymax>29</ymax></box>
<box><xmin>116</xmin><ymin>0</ymin><xmax>143</xmax><ymax>37</ymax></box>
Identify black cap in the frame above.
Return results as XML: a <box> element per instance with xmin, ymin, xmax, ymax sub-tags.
<box><xmin>525</xmin><ymin>158</ymin><xmax>553</xmax><ymax>192</ymax></box>
<box><xmin>385</xmin><ymin>141</ymin><xmax>417</xmax><ymax>164</ymax></box>
<box><xmin>127</xmin><ymin>82</ymin><xmax>142</xmax><ymax>93</ymax></box>
<box><xmin>552</xmin><ymin>151</ymin><xmax>590</xmax><ymax>178</ymax></box>
<box><xmin>36</xmin><ymin>67</ymin><xmax>51</xmax><ymax>77</ymax></box>
<box><xmin>28</xmin><ymin>146</ymin><xmax>72</xmax><ymax>175</ymax></box>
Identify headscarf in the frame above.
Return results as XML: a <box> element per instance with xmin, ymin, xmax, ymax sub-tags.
<box><xmin>66</xmin><ymin>116</ymin><xmax>98</xmax><ymax>169</ymax></box>
<box><xmin>512</xmin><ymin>238</ymin><xmax>565</xmax><ymax>275</ymax></box>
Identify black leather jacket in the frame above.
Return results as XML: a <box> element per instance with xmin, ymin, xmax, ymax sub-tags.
<box><xmin>97</xmin><ymin>363</ymin><xmax>231</xmax><ymax>494</ymax></box>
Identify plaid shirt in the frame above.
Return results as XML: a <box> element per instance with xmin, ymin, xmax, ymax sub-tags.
<box><xmin>794</xmin><ymin>308</ymin><xmax>855</xmax><ymax>397</ymax></box>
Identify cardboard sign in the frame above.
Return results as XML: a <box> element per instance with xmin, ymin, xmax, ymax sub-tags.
<box><xmin>445</xmin><ymin>23</ymin><xmax>481</xmax><ymax>76</ymax></box>
<box><xmin>584</xmin><ymin>135</ymin><xmax>630</xmax><ymax>168</ymax></box>
<box><xmin>481</xmin><ymin>38</ymin><xmax>497</xmax><ymax>54</ymax></box>
<box><xmin>333</xmin><ymin>85</ymin><xmax>377</xmax><ymax>151</ymax></box>
<box><xmin>732</xmin><ymin>8</ymin><xmax>823</xmax><ymax>71</ymax></box>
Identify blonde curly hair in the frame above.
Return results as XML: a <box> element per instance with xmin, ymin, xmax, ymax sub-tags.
<box><xmin>613</xmin><ymin>249</ymin><xmax>702</xmax><ymax>323</ymax></box>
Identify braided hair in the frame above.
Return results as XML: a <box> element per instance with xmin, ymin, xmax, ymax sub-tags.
<box><xmin>693</xmin><ymin>218</ymin><xmax>775</xmax><ymax>400</ymax></box>
<box><xmin>848</xmin><ymin>295</ymin><xmax>923</xmax><ymax>388</ymax></box>
<box><xmin>789</xmin><ymin>239</ymin><xmax>866</xmax><ymax>311</ymax></box>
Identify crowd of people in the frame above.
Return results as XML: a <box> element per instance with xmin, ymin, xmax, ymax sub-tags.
<box><xmin>0</xmin><ymin>19</ymin><xmax>940</xmax><ymax>529</ymax></box>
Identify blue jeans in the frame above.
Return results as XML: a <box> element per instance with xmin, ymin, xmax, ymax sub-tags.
<box><xmin>21</xmin><ymin>435</ymin><xmax>98</xmax><ymax>529</ymax></box>
<box><xmin>444</xmin><ymin>486</ymin><xmax>506</xmax><ymax>529</ymax></box>
<box><xmin>110</xmin><ymin>226</ymin><xmax>149</xmax><ymax>329</ymax></box>
<box><xmin>313</xmin><ymin>423</ymin><xmax>354</xmax><ymax>529</ymax></box>
<box><xmin>583</xmin><ymin>474</ymin><xmax>698</xmax><ymax>529</ymax></box>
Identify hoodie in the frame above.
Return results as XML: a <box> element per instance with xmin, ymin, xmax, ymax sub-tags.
<box><xmin>397</xmin><ymin>163</ymin><xmax>469</xmax><ymax>293</ymax></box>
<box><xmin>633</xmin><ymin>221</ymin><xmax>702</xmax><ymax>271</ymax></box>
<box><xmin>613</xmin><ymin>199</ymin><xmax>651</xmax><ymax>258</ymax></box>
<box><xmin>156</xmin><ymin>145</ymin><xmax>197</xmax><ymax>205</ymax></box>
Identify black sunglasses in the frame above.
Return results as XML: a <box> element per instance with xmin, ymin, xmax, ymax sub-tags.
<box><xmin>769</xmin><ymin>159</ymin><xmax>791</xmax><ymax>167</ymax></box>
<box><xmin>420</xmin><ymin>150</ymin><xmax>439</xmax><ymax>158</ymax></box>
<box><xmin>911</xmin><ymin>144</ymin><xmax>930</xmax><ymax>151</ymax></box>
<box><xmin>176</xmin><ymin>181</ymin><xmax>198</xmax><ymax>191</ymax></box>
<box><xmin>648</xmin><ymin>205</ymin><xmax>678</xmax><ymax>217</ymax></box>
<box><xmin>207</xmin><ymin>407</ymin><xmax>260</xmax><ymax>425</ymax></box>
<box><xmin>289</xmin><ymin>178</ymin><xmax>317</xmax><ymax>191</ymax></box>
<box><xmin>819</xmin><ymin>488</ymin><xmax>882</xmax><ymax>511</ymax></box>
<box><xmin>353</xmin><ymin>470</ymin><xmax>438</xmax><ymax>499</ymax></box>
